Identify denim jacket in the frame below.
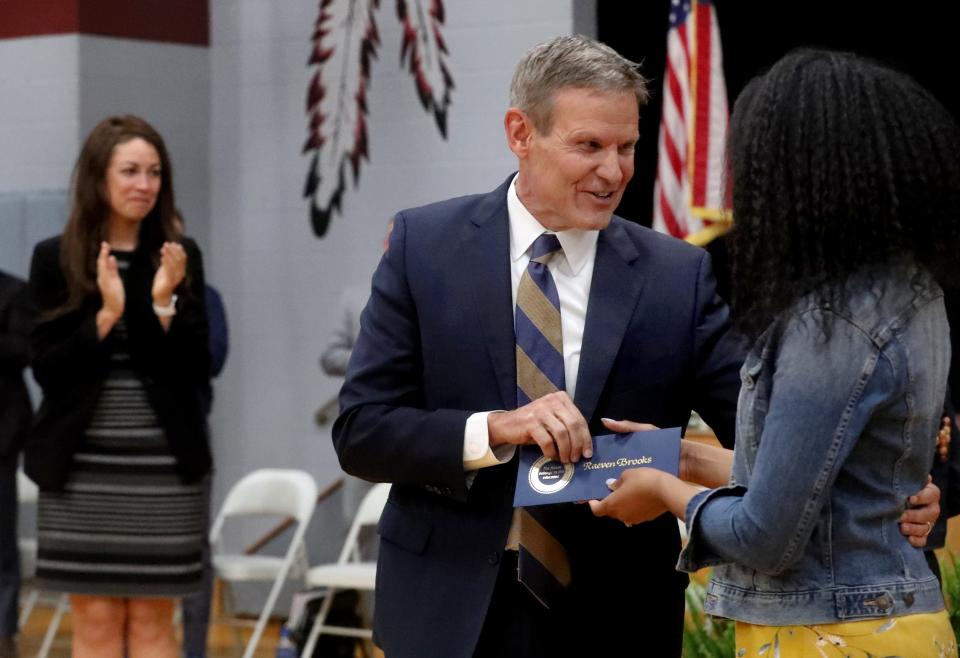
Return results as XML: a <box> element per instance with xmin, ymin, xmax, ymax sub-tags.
<box><xmin>678</xmin><ymin>262</ymin><xmax>950</xmax><ymax>625</ymax></box>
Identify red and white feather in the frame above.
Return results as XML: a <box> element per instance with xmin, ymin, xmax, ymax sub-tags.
<box><xmin>396</xmin><ymin>0</ymin><xmax>453</xmax><ymax>137</ymax></box>
<box><xmin>302</xmin><ymin>0</ymin><xmax>381</xmax><ymax>237</ymax></box>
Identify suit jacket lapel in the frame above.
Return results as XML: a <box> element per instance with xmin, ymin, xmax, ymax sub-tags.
<box><xmin>575</xmin><ymin>219</ymin><xmax>645</xmax><ymax>423</ymax></box>
<box><xmin>460</xmin><ymin>178</ymin><xmax>517</xmax><ymax>410</ymax></box>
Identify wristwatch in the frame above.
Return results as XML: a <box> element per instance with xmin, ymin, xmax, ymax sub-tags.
<box><xmin>152</xmin><ymin>294</ymin><xmax>178</xmax><ymax>317</ymax></box>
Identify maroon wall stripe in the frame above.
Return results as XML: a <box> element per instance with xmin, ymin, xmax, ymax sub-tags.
<box><xmin>0</xmin><ymin>1</ymin><xmax>209</xmax><ymax>46</ymax></box>
<box><xmin>78</xmin><ymin>0</ymin><xmax>209</xmax><ymax>46</ymax></box>
<box><xmin>0</xmin><ymin>0</ymin><xmax>79</xmax><ymax>40</ymax></box>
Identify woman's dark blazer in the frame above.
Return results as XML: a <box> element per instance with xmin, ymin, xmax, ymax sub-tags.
<box><xmin>24</xmin><ymin>235</ymin><xmax>212</xmax><ymax>490</ymax></box>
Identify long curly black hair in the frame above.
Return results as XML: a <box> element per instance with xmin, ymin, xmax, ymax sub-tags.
<box><xmin>727</xmin><ymin>50</ymin><xmax>960</xmax><ymax>341</ymax></box>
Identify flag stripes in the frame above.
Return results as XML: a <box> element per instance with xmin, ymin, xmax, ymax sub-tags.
<box><xmin>653</xmin><ymin>0</ymin><xmax>731</xmax><ymax>246</ymax></box>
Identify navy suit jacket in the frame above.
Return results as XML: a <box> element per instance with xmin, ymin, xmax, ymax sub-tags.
<box><xmin>333</xmin><ymin>177</ymin><xmax>743</xmax><ymax>658</ymax></box>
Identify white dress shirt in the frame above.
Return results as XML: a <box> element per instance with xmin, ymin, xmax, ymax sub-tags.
<box><xmin>463</xmin><ymin>175</ymin><xmax>599</xmax><ymax>471</ymax></box>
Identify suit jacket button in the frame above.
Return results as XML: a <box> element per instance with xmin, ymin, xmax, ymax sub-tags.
<box><xmin>487</xmin><ymin>551</ymin><xmax>500</xmax><ymax>566</ymax></box>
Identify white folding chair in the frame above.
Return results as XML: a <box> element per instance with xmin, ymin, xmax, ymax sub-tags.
<box><xmin>15</xmin><ymin>469</ymin><xmax>39</xmax><ymax>627</ymax></box>
<box><xmin>16</xmin><ymin>469</ymin><xmax>69</xmax><ymax>658</ymax></box>
<box><xmin>300</xmin><ymin>482</ymin><xmax>390</xmax><ymax>658</ymax></box>
<box><xmin>209</xmin><ymin>468</ymin><xmax>318</xmax><ymax>658</ymax></box>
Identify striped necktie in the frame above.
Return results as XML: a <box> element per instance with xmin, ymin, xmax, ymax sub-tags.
<box><xmin>515</xmin><ymin>233</ymin><xmax>572</xmax><ymax>609</ymax></box>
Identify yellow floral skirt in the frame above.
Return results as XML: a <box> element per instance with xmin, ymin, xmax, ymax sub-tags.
<box><xmin>735</xmin><ymin>611</ymin><xmax>957</xmax><ymax>657</ymax></box>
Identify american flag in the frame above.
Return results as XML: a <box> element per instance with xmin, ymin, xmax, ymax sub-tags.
<box><xmin>652</xmin><ymin>0</ymin><xmax>731</xmax><ymax>246</ymax></box>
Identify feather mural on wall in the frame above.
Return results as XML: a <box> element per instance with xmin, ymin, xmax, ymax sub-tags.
<box><xmin>397</xmin><ymin>0</ymin><xmax>454</xmax><ymax>138</ymax></box>
<box><xmin>303</xmin><ymin>0</ymin><xmax>454</xmax><ymax>237</ymax></box>
<box><xmin>303</xmin><ymin>0</ymin><xmax>381</xmax><ymax>237</ymax></box>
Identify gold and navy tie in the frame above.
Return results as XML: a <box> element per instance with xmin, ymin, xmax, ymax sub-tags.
<box><xmin>515</xmin><ymin>233</ymin><xmax>572</xmax><ymax>608</ymax></box>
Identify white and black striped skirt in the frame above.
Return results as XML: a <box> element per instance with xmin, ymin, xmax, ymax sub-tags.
<box><xmin>35</xmin><ymin>367</ymin><xmax>204</xmax><ymax>598</ymax></box>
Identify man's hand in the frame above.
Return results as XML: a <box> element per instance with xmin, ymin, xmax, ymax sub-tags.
<box><xmin>488</xmin><ymin>391</ymin><xmax>592</xmax><ymax>462</ymax></box>
<box><xmin>900</xmin><ymin>477</ymin><xmax>940</xmax><ymax>548</ymax></box>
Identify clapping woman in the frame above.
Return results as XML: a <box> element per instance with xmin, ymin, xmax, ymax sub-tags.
<box><xmin>24</xmin><ymin>115</ymin><xmax>211</xmax><ymax>658</ymax></box>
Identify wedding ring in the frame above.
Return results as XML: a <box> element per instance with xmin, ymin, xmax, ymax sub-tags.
<box><xmin>624</xmin><ymin>522</ymin><xmax>633</xmax><ymax>528</ymax></box>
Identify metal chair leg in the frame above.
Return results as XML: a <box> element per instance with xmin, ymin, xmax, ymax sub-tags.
<box><xmin>300</xmin><ymin>589</ymin><xmax>335</xmax><ymax>658</ymax></box>
<box><xmin>17</xmin><ymin>589</ymin><xmax>39</xmax><ymax>629</ymax></box>
<box><xmin>36</xmin><ymin>594</ymin><xmax>68</xmax><ymax>658</ymax></box>
<box><xmin>218</xmin><ymin>579</ymin><xmax>244</xmax><ymax>657</ymax></box>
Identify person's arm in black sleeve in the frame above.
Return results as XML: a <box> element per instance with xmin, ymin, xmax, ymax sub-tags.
<box><xmin>0</xmin><ymin>272</ymin><xmax>30</xmax><ymax>370</ymax></box>
<box><xmin>28</xmin><ymin>239</ymin><xmax>110</xmax><ymax>394</ymax></box>
<box><xmin>125</xmin><ymin>238</ymin><xmax>210</xmax><ymax>389</ymax></box>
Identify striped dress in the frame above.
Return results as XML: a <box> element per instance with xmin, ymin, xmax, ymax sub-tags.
<box><xmin>35</xmin><ymin>251</ymin><xmax>204</xmax><ymax>597</ymax></box>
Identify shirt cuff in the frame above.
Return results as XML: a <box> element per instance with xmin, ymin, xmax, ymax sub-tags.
<box><xmin>463</xmin><ymin>411</ymin><xmax>516</xmax><ymax>471</ymax></box>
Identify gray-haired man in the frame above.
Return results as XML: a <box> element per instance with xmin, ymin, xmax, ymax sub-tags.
<box><xmin>331</xmin><ymin>35</ymin><xmax>938</xmax><ymax>658</ymax></box>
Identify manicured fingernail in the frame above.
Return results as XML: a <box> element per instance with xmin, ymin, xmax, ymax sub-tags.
<box><xmin>605</xmin><ymin>478</ymin><xmax>616</xmax><ymax>489</ymax></box>
<box><xmin>601</xmin><ymin>417</ymin><xmax>615</xmax><ymax>423</ymax></box>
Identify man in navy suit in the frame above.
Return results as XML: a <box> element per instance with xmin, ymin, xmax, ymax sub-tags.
<box><xmin>332</xmin><ymin>36</ymin><xmax>935</xmax><ymax>658</ymax></box>
<box><xmin>333</xmin><ymin>36</ymin><xmax>740</xmax><ymax>658</ymax></box>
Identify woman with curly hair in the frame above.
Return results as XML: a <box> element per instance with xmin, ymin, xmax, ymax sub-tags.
<box><xmin>24</xmin><ymin>115</ymin><xmax>210</xmax><ymax>658</ymax></box>
<box><xmin>591</xmin><ymin>50</ymin><xmax>960</xmax><ymax>655</ymax></box>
